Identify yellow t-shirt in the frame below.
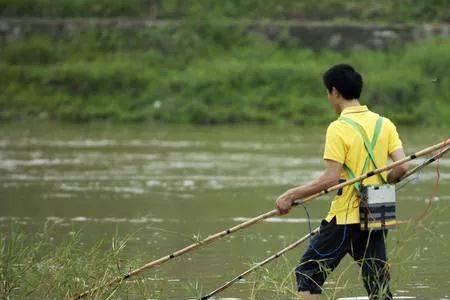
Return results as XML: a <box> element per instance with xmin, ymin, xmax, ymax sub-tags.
<box><xmin>323</xmin><ymin>105</ymin><xmax>403</xmax><ymax>224</ymax></box>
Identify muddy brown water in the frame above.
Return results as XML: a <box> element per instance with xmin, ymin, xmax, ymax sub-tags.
<box><xmin>0</xmin><ymin>122</ymin><xmax>449</xmax><ymax>299</ymax></box>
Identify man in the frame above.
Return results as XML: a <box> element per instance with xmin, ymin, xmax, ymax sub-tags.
<box><xmin>275</xmin><ymin>64</ymin><xmax>408</xmax><ymax>300</ymax></box>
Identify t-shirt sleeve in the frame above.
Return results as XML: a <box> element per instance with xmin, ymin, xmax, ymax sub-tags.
<box><xmin>386</xmin><ymin>118</ymin><xmax>403</xmax><ymax>154</ymax></box>
<box><xmin>323</xmin><ymin>122</ymin><xmax>345</xmax><ymax>164</ymax></box>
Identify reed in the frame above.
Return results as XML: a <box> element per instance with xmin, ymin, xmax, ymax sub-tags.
<box><xmin>0</xmin><ymin>223</ymin><xmax>163</xmax><ymax>299</ymax></box>
<box><xmin>0</xmin><ymin>207</ymin><xmax>445</xmax><ymax>299</ymax></box>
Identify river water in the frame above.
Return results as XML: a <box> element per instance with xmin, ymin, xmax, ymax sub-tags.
<box><xmin>0</xmin><ymin>122</ymin><xmax>449</xmax><ymax>299</ymax></box>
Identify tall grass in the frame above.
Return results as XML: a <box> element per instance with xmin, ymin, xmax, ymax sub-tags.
<box><xmin>0</xmin><ymin>208</ymin><xmax>444</xmax><ymax>299</ymax></box>
<box><xmin>0</xmin><ymin>224</ymin><xmax>165</xmax><ymax>299</ymax></box>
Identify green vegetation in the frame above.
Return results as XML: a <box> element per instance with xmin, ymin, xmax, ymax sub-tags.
<box><xmin>1</xmin><ymin>26</ymin><xmax>449</xmax><ymax>126</ymax></box>
<box><xmin>0</xmin><ymin>219</ymin><xmax>438</xmax><ymax>299</ymax></box>
<box><xmin>0</xmin><ymin>225</ymin><xmax>165</xmax><ymax>299</ymax></box>
<box><xmin>0</xmin><ymin>0</ymin><xmax>449</xmax><ymax>22</ymax></box>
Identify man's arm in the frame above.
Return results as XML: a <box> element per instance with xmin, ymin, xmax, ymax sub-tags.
<box><xmin>276</xmin><ymin>159</ymin><xmax>342</xmax><ymax>215</ymax></box>
<box><xmin>387</xmin><ymin>148</ymin><xmax>409</xmax><ymax>183</ymax></box>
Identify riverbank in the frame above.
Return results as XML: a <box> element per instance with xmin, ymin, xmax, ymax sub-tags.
<box><xmin>2</xmin><ymin>19</ymin><xmax>449</xmax><ymax>51</ymax></box>
<box><xmin>1</xmin><ymin>30</ymin><xmax>449</xmax><ymax>126</ymax></box>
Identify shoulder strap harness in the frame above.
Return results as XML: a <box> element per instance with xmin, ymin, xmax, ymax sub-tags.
<box><xmin>339</xmin><ymin>116</ymin><xmax>386</xmax><ymax>194</ymax></box>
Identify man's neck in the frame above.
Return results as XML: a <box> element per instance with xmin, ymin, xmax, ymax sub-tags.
<box><xmin>338</xmin><ymin>99</ymin><xmax>360</xmax><ymax>113</ymax></box>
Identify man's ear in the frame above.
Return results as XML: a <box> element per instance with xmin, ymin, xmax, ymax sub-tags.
<box><xmin>331</xmin><ymin>87</ymin><xmax>340</xmax><ymax>98</ymax></box>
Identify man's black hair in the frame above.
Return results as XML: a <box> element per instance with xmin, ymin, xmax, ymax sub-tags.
<box><xmin>323</xmin><ymin>64</ymin><xmax>363</xmax><ymax>100</ymax></box>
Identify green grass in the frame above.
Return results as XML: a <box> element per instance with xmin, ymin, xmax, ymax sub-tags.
<box><xmin>0</xmin><ymin>218</ymin><xmax>435</xmax><ymax>299</ymax></box>
<box><xmin>1</xmin><ymin>26</ymin><xmax>449</xmax><ymax>126</ymax></box>
<box><xmin>0</xmin><ymin>0</ymin><xmax>449</xmax><ymax>22</ymax></box>
<box><xmin>0</xmin><ymin>224</ymin><xmax>168</xmax><ymax>299</ymax></box>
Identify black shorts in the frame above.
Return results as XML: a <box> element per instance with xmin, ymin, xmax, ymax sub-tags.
<box><xmin>296</xmin><ymin>217</ymin><xmax>392</xmax><ymax>300</ymax></box>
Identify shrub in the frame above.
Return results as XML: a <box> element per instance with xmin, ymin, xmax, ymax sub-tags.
<box><xmin>1</xmin><ymin>37</ymin><xmax>57</xmax><ymax>65</ymax></box>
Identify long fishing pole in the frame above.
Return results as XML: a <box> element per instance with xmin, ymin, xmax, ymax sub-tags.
<box><xmin>201</xmin><ymin>146</ymin><xmax>450</xmax><ymax>299</ymax></box>
<box><xmin>71</xmin><ymin>139</ymin><xmax>449</xmax><ymax>299</ymax></box>
<box><xmin>394</xmin><ymin>146</ymin><xmax>450</xmax><ymax>184</ymax></box>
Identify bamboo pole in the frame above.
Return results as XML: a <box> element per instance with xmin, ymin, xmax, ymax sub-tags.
<box><xmin>394</xmin><ymin>146</ymin><xmax>449</xmax><ymax>184</ymax></box>
<box><xmin>201</xmin><ymin>145</ymin><xmax>450</xmax><ymax>299</ymax></box>
<box><xmin>202</xmin><ymin>220</ymin><xmax>414</xmax><ymax>299</ymax></box>
<box><xmin>71</xmin><ymin>138</ymin><xmax>449</xmax><ymax>299</ymax></box>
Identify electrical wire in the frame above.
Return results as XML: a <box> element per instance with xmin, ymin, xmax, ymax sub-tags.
<box><xmin>300</xmin><ymin>201</ymin><xmax>348</xmax><ymax>257</ymax></box>
<box><xmin>414</xmin><ymin>148</ymin><xmax>442</xmax><ymax>222</ymax></box>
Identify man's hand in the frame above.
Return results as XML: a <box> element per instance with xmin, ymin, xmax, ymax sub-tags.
<box><xmin>276</xmin><ymin>190</ymin><xmax>295</xmax><ymax>215</ymax></box>
<box><xmin>387</xmin><ymin>148</ymin><xmax>408</xmax><ymax>183</ymax></box>
<box><xmin>275</xmin><ymin>160</ymin><xmax>342</xmax><ymax>216</ymax></box>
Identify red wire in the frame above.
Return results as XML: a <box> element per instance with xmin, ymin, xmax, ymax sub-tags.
<box><xmin>414</xmin><ymin>147</ymin><xmax>442</xmax><ymax>222</ymax></box>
